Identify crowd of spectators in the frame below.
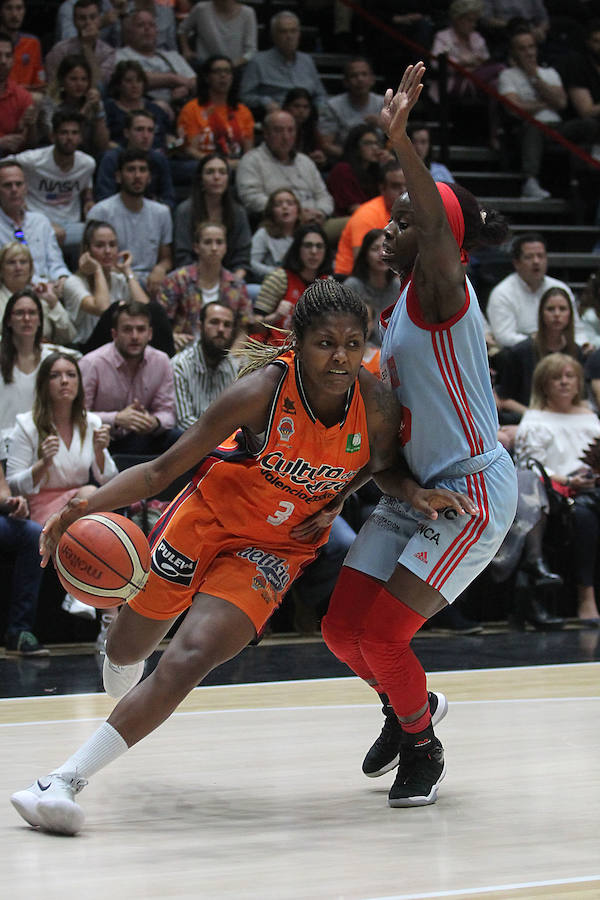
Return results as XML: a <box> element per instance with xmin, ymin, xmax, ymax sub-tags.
<box><xmin>4</xmin><ymin>0</ymin><xmax>600</xmax><ymax>654</ymax></box>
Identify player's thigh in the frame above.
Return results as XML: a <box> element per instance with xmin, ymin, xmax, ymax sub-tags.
<box><xmin>106</xmin><ymin>603</ymin><xmax>179</xmax><ymax>663</ymax></box>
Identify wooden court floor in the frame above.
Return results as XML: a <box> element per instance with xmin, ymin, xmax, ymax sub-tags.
<box><xmin>1</xmin><ymin>663</ymin><xmax>599</xmax><ymax>900</ymax></box>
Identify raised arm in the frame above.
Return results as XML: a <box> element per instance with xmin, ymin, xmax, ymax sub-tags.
<box><xmin>381</xmin><ymin>63</ymin><xmax>466</xmax><ymax>321</ymax></box>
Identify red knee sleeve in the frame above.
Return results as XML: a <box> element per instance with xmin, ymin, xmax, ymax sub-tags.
<box><xmin>360</xmin><ymin>587</ymin><xmax>428</xmax><ymax>721</ymax></box>
<box><xmin>321</xmin><ymin>566</ymin><xmax>382</xmax><ymax>687</ymax></box>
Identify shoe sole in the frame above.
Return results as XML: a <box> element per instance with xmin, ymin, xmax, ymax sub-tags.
<box><xmin>363</xmin><ymin>692</ymin><xmax>449</xmax><ymax>779</ymax></box>
<box><xmin>36</xmin><ymin>799</ymin><xmax>85</xmax><ymax>835</ymax></box>
<box><xmin>10</xmin><ymin>790</ymin><xmax>43</xmax><ymax>828</ymax></box>
<box><xmin>388</xmin><ymin>760</ymin><xmax>447</xmax><ymax>808</ymax></box>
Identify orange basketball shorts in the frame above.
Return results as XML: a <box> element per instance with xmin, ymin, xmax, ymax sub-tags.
<box><xmin>129</xmin><ymin>484</ymin><xmax>318</xmax><ymax>632</ymax></box>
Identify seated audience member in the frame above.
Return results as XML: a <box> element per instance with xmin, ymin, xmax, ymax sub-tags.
<box><xmin>498</xmin><ymin>26</ymin><xmax>597</xmax><ymax>199</ymax></box>
<box><xmin>240</xmin><ymin>10</ymin><xmax>327</xmax><ymax>117</ymax></box>
<box><xmin>0</xmin><ymin>290</ymin><xmax>73</xmax><ymax>458</ymax></box>
<box><xmin>178</xmin><ymin>0</ymin><xmax>257</xmax><ymax>71</ymax></box>
<box><xmin>0</xmin><ymin>464</ymin><xmax>47</xmax><ymax>656</ymax></box>
<box><xmin>515</xmin><ymin>353</ymin><xmax>600</xmax><ymax>623</ymax></box>
<box><xmin>487</xmin><ymin>232</ymin><xmax>587</xmax><ymax>348</ymax></box>
<box><xmin>319</xmin><ymin>57</ymin><xmax>385</xmax><ymax>161</ymax></box>
<box><xmin>249</xmin><ymin>187</ymin><xmax>300</xmax><ymax>282</ymax></box>
<box><xmin>282</xmin><ymin>87</ymin><xmax>327</xmax><ymax>169</ymax></box>
<box><xmin>578</xmin><ymin>269</ymin><xmax>600</xmax><ymax>350</ymax></box>
<box><xmin>566</xmin><ymin>22</ymin><xmax>600</xmax><ymax>131</ymax></box>
<box><xmin>584</xmin><ymin>340</ymin><xmax>600</xmax><ymax>411</ymax></box>
<box><xmin>7</xmin><ymin>349</ymin><xmax>117</xmax><ymax>525</ymax></box>
<box><xmin>480</xmin><ymin>0</ymin><xmax>549</xmax><ymax>53</ymax></box>
<box><xmin>0</xmin><ymin>0</ymin><xmax>45</xmax><ymax>91</ymax></box>
<box><xmin>45</xmin><ymin>0</ymin><xmax>116</xmax><ymax>90</ymax></box>
<box><xmin>407</xmin><ymin>121</ymin><xmax>455</xmax><ymax>183</ymax></box>
<box><xmin>177</xmin><ymin>55</ymin><xmax>254</xmax><ymax>169</ymax></box>
<box><xmin>14</xmin><ymin>109</ymin><xmax>95</xmax><ymax>268</ymax></box>
<box><xmin>343</xmin><ymin>229</ymin><xmax>401</xmax><ymax>344</ymax></box>
<box><xmin>495</xmin><ymin>286</ymin><xmax>584</xmax><ymax>423</ymax></box>
<box><xmin>65</xmin><ymin>219</ymin><xmax>174</xmax><ymax>356</ymax></box>
<box><xmin>95</xmin><ymin>109</ymin><xmax>174</xmax><ymax>208</ymax></box>
<box><xmin>62</xmin><ymin>219</ymin><xmax>149</xmax><ymax>347</ymax></box>
<box><xmin>0</xmin><ymin>242</ymin><xmax>75</xmax><ymax>345</ymax></box>
<box><xmin>160</xmin><ymin>221</ymin><xmax>251</xmax><ymax>351</ymax></box>
<box><xmin>236</xmin><ymin>110</ymin><xmax>334</xmax><ymax>224</ymax></box>
<box><xmin>334</xmin><ymin>161</ymin><xmax>406</xmax><ymax>276</ymax></box>
<box><xmin>172</xmin><ymin>300</ymin><xmax>237</xmax><ymax>428</ymax></box>
<box><xmin>428</xmin><ymin>0</ymin><xmax>498</xmax><ymax>103</ymax></box>
<box><xmin>115</xmin><ymin>9</ymin><xmax>196</xmax><ymax>116</ymax></box>
<box><xmin>0</xmin><ymin>30</ymin><xmax>39</xmax><ymax>156</ymax></box>
<box><xmin>105</xmin><ymin>60</ymin><xmax>169</xmax><ymax>150</ymax></box>
<box><xmin>0</xmin><ymin>161</ymin><xmax>70</xmax><ymax>286</ymax></box>
<box><xmin>56</xmin><ymin>0</ymin><xmax>121</xmax><ymax>44</ymax></box>
<box><xmin>86</xmin><ymin>149</ymin><xmax>173</xmax><ymax>294</ymax></box>
<box><xmin>79</xmin><ymin>299</ymin><xmax>180</xmax><ymax>454</ymax></box>
<box><xmin>327</xmin><ymin>124</ymin><xmax>383</xmax><ymax>217</ymax></box>
<box><xmin>254</xmin><ymin>223</ymin><xmax>332</xmax><ymax>343</ymax></box>
<box><xmin>173</xmin><ymin>153</ymin><xmax>250</xmax><ymax>276</ymax></box>
<box><xmin>40</xmin><ymin>54</ymin><xmax>110</xmax><ymax>157</ymax></box>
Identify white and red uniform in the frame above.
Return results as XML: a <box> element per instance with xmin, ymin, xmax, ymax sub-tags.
<box><xmin>344</xmin><ymin>276</ymin><xmax>517</xmax><ymax>601</ymax></box>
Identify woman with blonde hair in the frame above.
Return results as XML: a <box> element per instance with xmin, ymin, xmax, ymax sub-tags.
<box><xmin>0</xmin><ymin>242</ymin><xmax>75</xmax><ymax>345</ymax></box>
<box><xmin>516</xmin><ymin>353</ymin><xmax>600</xmax><ymax>623</ymax></box>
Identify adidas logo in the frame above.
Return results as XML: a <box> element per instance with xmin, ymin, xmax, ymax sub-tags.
<box><xmin>414</xmin><ymin>551</ymin><xmax>428</xmax><ymax>563</ymax></box>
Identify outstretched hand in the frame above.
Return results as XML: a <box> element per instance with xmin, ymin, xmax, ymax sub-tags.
<box><xmin>380</xmin><ymin>62</ymin><xmax>426</xmax><ymax>142</ymax></box>
<box><xmin>40</xmin><ymin>496</ymin><xmax>89</xmax><ymax>568</ymax></box>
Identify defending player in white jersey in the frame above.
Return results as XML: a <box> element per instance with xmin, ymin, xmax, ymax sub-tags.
<box><xmin>295</xmin><ymin>62</ymin><xmax>518</xmax><ymax>808</ymax></box>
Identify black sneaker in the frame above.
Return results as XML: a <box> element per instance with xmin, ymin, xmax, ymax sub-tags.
<box><xmin>5</xmin><ymin>631</ymin><xmax>50</xmax><ymax>657</ymax></box>
<box><xmin>362</xmin><ymin>691</ymin><xmax>448</xmax><ymax>777</ymax></box>
<box><xmin>388</xmin><ymin>733</ymin><xmax>446</xmax><ymax>808</ymax></box>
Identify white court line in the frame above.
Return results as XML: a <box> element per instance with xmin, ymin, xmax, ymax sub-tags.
<box><xmin>1</xmin><ymin>660</ymin><xmax>598</xmax><ymax>704</ymax></box>
<box><xmin>362</xmin><ymin>874</ymin><xmax>600</xmax><ymax>899</ymax></box>
<box><xmin>1</xmin><ymin>695</ymin><xmax>599</xmax><ymax>728</ymax></box>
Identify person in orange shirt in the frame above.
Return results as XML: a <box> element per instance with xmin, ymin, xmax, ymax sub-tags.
<box><xmin>0</xmin><ymin>0</ymin><xmax>45</xmax><ymax>90</ymax></box>
<box><xmin>177</xmin><ymin>54</ymin><xmax>254</xmax><ymax>170</ymax></box>
<box><xmin>334</xmin><ymin>161</ymin><xmax>406</xmax><ymax>276</ymax></box>
<box><xmin>11</xmin><ymin>278</ymin><xmax>476</xmax><ymax>836</ymax></box>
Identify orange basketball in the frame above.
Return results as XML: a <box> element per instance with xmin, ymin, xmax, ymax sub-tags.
<box><xmin>55</xmin><ymin>513</ymin><xmax>151</xmax><ymax>608</ymax></box>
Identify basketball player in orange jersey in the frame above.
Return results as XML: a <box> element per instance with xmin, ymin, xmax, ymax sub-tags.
<box><xmin>11</xmin><ymin>279</ymin><xmax>478</xmax><ymax>835</ymax></box>
<box><xmin>297</xmin><ymin>63</ymin><xmax>518</xmax><ymax>809</ymax></box>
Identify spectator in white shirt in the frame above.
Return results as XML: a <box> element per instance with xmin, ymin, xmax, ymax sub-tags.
<box><xmin>487</xmin><ymin>232</ymin><xmax>587</xmax><ymax>348</ymax></box>
<box><xmin>14</xmin><ymin>108</ymin><xmax>95</xmax><ymax>269</ymax></box>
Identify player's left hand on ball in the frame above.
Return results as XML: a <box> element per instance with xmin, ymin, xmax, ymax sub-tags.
<box><xmin>40</xmin><ymin>497</ymin><xmax>89</xmax><ymax>568</ymax></box>
<box><xmin>411</xmin><ymin>487</ymin><xmax>478</xmax><ymax>521</ymax></box>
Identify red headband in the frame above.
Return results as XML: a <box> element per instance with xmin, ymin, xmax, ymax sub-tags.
<box><xmin>436</xmin><ymin>182</ymin><xmax>469</xmax><ymax>264</ymax></box>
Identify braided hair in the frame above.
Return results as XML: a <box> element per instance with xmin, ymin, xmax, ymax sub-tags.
<box><xmin>236</xmin><ymin>279</ymin><xmax>369</xmax><ymax>378</ymax></box>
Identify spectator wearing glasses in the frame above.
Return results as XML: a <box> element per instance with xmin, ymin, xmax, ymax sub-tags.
<box><xmin>0</xmin><ymin>161</ymin><xmax>71</xmax><ymax>290</ymax></box>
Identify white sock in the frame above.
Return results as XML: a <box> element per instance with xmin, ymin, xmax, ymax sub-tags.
<box><xmin>52</xmin><ymin>722</ymin><xmax>128</xmax><ymax>780</ymax></box>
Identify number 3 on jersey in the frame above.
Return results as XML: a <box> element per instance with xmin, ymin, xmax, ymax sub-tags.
<box><xmin>267</xmin><ymin>501</ymin><xmax>295</xmax><ymax>526</ymax></box>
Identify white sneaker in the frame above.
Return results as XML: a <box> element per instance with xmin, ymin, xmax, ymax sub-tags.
<box><xmin>11</xmin><ymin>773</ymin><xmax>86</xmax><ymax>835</ymax></box>
<box><xmin>521</xmin><ymin>176</ymin><xmax>551</xmax><ymax>200</ymax></box>
<box><xmin>103</xmin><ymin>655</ymin><xmax>145</xmax><ymax>699</ymax></box>
<box><xmin>62</xmin><ymin>593</ymin><xmax>96</xmax><ymax>620</ymax></box>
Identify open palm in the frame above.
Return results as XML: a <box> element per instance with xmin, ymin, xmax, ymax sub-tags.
<box><xmin>380</xmin><ymin>62</ymin><xmax>426</xmax><ymax>140</ymax></box>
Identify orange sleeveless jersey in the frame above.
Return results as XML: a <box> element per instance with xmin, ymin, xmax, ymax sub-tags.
<box><xmin>192</xmin><ymin>351</ymin><xmax>370</xmax><ymax>548</ymax></box>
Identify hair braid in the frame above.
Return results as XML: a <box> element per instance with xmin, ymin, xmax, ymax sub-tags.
<box><xmin>234</xmin><ymin>279</ymin><xmax>369</xmax><ymax>379</ymax></box>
